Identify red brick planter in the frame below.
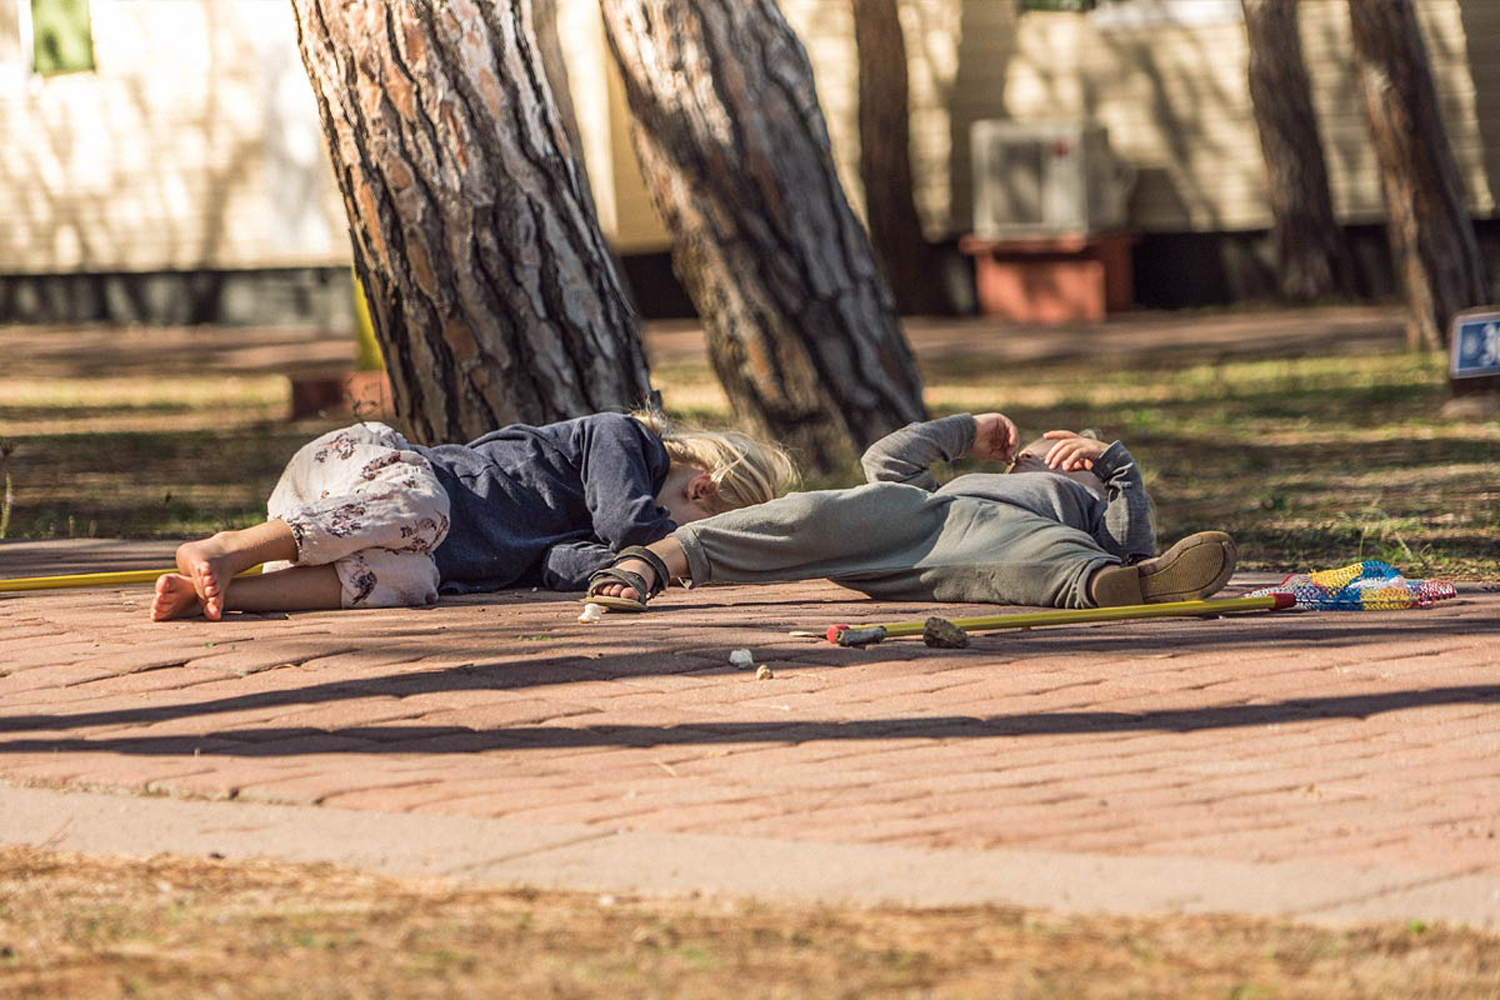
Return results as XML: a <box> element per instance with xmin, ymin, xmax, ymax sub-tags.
<box><xmin>961</xmin><ymin>231</ymin><xmax>1136</xmax><ymax>324</ymax></box>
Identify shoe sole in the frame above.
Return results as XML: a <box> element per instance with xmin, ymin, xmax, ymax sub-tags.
<box><xmin>581</xmin><ymin>594</ymin><xmax>649</xmax><ymax>613</ymax></box>
<box><xmin>1137</xmin><ymin>531</ymin><xmax>1238</xmax><ymax>603</ymax></box>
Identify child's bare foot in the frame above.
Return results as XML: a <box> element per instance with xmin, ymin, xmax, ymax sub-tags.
<box><xmin>155</xmin><ymin>521</ymin><xmax>298</xmax><ymax>622</ymax></box>
<box><xmin>175</xmin><ymin>535</ymin><xmax>237</xmax><ymax>621</ymax></box>
<box><xmin>151</xmin><ymin>573</ymin><xmax>204</xmax><ymax>621</ymax></box>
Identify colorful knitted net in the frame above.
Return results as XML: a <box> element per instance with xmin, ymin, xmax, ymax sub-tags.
<box><xmin>1245</xmin><ymin>560</ymin><xmax>1457</xmax><ymax>611</ymax></box>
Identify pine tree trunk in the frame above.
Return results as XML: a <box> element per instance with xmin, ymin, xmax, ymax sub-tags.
<box><xmin>1241</xmin><ymin>0</ymin><xmax>1354</xmax><ymax>302</ymax></box>
<box><xmin>852</xmin><ymin>0</ymin><xmax>951</xmax><ymax>315</ymax></box>
<box><xmin>599</xmin><ymin>0</ymin><xmax>927</xmax><ymax>471</ymax></box>
<box><xmin>291</xmin><ymin>0</ymin><xmax>652</xmax><ymax>444</ymax></box>
<box><xmin>1349</xmin><ymin>0</ymin><xmax>1487</xmax><ymax>350</ymax></box>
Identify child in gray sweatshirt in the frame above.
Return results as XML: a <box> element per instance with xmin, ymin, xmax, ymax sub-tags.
<box><xmin>859</xmin><ymin>413</ymin><xmax>1156</xmax><ymax>564</ymax></box>
<box><xmin>587</xmin><ymin>413</ymin><xmax>1234</xmax><ymax>611</ymax></box>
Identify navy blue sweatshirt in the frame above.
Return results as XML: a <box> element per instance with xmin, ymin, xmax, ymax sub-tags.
<box><xmin>412</xmin><ymin>412</ymin><xmax>676</xmax><ymax>593</ymax></box>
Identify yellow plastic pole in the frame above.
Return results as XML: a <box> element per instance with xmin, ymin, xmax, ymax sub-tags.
<box><xmin>885</xmin><ymin>594</ymin><xmax>1291</xmax><ymax>636</ymax></box>
<box><xmin>828</xmin><ymin>594</ymin><xmax>1295</xmax><ymax>644</ymax></box>
<box><xmin>0</xmin><ymin>565</ymin><xmax>263</xmax><ymax>593</ymax></box>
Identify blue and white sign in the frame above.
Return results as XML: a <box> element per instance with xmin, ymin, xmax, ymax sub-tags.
<box><xmin>1450</xmin><ymin>311</ymin><xmax>1500</xmax><ymax>380</ymax></box>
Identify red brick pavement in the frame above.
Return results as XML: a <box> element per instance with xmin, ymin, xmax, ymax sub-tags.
<box><xmin>2</xmin><ymin>571</ymin><xmax>1496</xmax><ymax>890</ymax></box>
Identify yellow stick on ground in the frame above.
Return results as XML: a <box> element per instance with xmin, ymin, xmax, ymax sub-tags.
<box><xmin>828</xmin><ymin>594</ymin><xmax>1295</xmax><ymax>645</ymax></box>
<box><xmin>0</xmin><ymin>565</ymin><xmax>264</xmax><ymax>593</ymax></box>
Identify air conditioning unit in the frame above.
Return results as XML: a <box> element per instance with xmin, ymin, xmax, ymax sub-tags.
<box><xmin>970</xmin><ymin>120</ymin><xmax>1134</xmax><ymax>238</ymax></box>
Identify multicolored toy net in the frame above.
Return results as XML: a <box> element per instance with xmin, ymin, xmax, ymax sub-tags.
<box><xmin>1245</xmin><ymin>560</ymin><xmax>1457</xmax><ymax>611</ymax></box>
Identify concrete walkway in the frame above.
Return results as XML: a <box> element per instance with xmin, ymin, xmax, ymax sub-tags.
<box><xmin>2</xmin><ymin>553</ymin><xmax>1497</xmax><ymax>927</ymax></box>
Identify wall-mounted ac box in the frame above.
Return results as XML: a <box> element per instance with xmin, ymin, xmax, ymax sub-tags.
<box><xmin>971</xmin><ymin>120</ymin><xmax>1134</xmax><ymax>238</ymax></box>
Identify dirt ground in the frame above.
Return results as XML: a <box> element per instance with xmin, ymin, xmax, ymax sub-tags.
<box><xmin>2</xmin><ymin>846</ymin><xmax>1497</xmax><ymax>999</ymax></box>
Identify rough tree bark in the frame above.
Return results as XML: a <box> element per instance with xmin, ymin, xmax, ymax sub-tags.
<box><xmin>1241</xmin><ymin>0</ymin><xmax>1354</xmax><ymax>302</ymax></box>
<box><xmin>1349</xmin><ymin>0</ymin><xmax>1486</xmax><ymax>350</ymax></box>
<box><xmin>852</xmin><ymin>0</ymin><xmax>951</xmax><ymax>315</ymax></box>
<box><xmin>291</xmin><ymin>0</ymin><xmax>652</xmax><ymax>444</ymax></box>
<box><xmin>599</xmin><ymin>0</ymin><xmax>928</xmax><ymax>471</ymax></box>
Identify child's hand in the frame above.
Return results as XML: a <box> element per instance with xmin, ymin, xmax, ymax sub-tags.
<box><xmin>970</xmin><ymin>412</ymin><xmax>1018</xmax><ymax>463</ymax></box>
<box><xmin>1042</xmin><ymin>430</ymin><xmax>1108</xmax><ymax>471</ymax></box>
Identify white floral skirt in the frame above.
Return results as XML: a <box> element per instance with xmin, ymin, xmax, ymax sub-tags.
<box><xmin>263</xmin><ymin>422</ymin><xmax>451</xmax><ymax>608</ymax></box>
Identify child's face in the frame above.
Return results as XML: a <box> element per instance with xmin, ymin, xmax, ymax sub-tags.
<box><xmin>657</xmin><ymin>466</ymin><xmax>717</xmax><ymax>526</ymax></box>
<box><xmin>1008</xmin><ymin>442</ymin><xmax>1106</xmax><ymax>497</ymax></box>
<box><xmin>1009</xmin><ymin>450</ymin><xmax>1052</xmax><ymax>474</ymax></box>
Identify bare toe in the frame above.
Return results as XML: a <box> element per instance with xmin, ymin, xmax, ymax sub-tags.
<box><xmin>177</xmin><ymin>540</ymin><xmax>231</xmax><ymax>621</ymax></box>
<box><xmin>597</xmin><ymin>583</ymin><xmax>640</xmax><ymax>602</ymax></box>
<box><xmin>151</xmin><ymin>573</ymin><xmax>203</xmax><ymax>621</ymax></box>
<box><xmin>191</xmin><ymin>562</ymin><xmax>221</xmax><ymax>620</ymax></box>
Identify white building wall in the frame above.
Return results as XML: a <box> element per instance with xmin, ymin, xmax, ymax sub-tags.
<box><xmin>0</xmin><ymin>0</ymin><xmax>348</xmax><ymax>273</ymax></box>
<box><xmin>3</xmin><ymin>0</ymin><xmax>1499</xmax><ymax>272</ymax></box>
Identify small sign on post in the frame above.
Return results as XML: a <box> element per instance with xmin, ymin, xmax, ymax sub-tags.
<box><xmin>1451</xmin><ymin>310</ymin><xmax>1500</xmax><ymax>385</ymax></box>
<box><xmin>1444</xmin><ymin>309</ymin><xmax>1500</xmax><ymax>417</ymax></box>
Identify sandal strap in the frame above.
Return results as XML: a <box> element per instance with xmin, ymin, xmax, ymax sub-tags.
<box><xmin>586</xmin><ymin>565</ymin><xmax>650</xmax><ymax>601</ymax></box>
<box><xmin>615</xmin><ymin>545</ymin><xmax>671</xmax><ymax>598</ymax></box>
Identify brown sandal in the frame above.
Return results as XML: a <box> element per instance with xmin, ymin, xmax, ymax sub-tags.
<box><xmin>583</xmin><ymin>546</ymin><xmax>672</xmax><ymax>612</ymax></box>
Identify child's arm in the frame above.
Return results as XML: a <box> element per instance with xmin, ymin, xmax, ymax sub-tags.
<box><xmin>578</xmin><ymin>413</ymin><xmax>678</xmax><ymax>549</ymax></box>
<box><xmin>1042</xmin><ymin>431</ymin><xmax>1156</xmax><ymax>560</ymax></box>
<box><xmin>539</xmin><ymin>540</ymin><xmax>617</xmax><ymax>592</ymax></box>
<box><xmin>860</xmin><ymin>413</ymin><xmax>1016</xmax><ymax>490</ymax></box>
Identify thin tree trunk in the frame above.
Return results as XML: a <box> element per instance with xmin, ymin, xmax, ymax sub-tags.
<box><xmin>1241</xmin><ymin>0</ymin><xmax>1354</xmax><ymax>302</ymax></box>
<box><xmin>291</xmin><ymin>0</ymin><xmax>651</xmax><ymax>444</ymax></box>
<box><xmin>1349</xmin><ymin>0</ymin><xmax>1486</xmax><ymax>350</ymax></box>
<box><xmin>528</xmin><ymin>0</ymin><xmax>590</xmax><ymax>202</ymax></box>
<box><xmin>853</xmin><ymin>0</ymin><xmax>951</xmax><ymax>315</ymax></box>
<box><xmin>527</xmin><ymin>0</ymin><xmax>635</xmax><ymax>309</ymax></box>
<box><xmin>599</xmin><ymin>0</ymin><xmax>927</xmax><ymax>471</ymax></box>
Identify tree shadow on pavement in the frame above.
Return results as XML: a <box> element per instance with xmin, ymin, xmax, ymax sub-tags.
<box><xmin>0</xmin><ymin>681</ymin><xmax>1495</xmax><ymax>757</ymax></box>
<box><xmin>2</xmin><ymin>604</ymin><xmax>1494</xmax><ymax>747</ymax></box>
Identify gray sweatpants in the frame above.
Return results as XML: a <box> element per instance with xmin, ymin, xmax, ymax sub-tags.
<box><xmin>673</xmin><ymin>482</ymin><xmax>1118</xmax><ymax>609</ymax></box>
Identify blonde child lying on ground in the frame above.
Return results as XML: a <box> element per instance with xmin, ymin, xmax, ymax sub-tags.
<box><xmin>152</xmin><ymin>411</ymin><xmax>795</xmax><ymax>621</ymax></box>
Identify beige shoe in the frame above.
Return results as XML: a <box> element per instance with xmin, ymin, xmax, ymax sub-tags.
<box><xmin>1091</xmin><ymin>531</ymin><xmax>1238</xmax><ymax>607</ymax></box>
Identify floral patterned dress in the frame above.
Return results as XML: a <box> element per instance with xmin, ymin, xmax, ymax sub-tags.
<box><xmin>263</xmin><ymin>422</ymin><xmax>451</xmax><ymax>608</ymax></box>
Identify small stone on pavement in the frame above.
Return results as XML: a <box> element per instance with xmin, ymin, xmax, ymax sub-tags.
<box><xmin>922</xmin><ymin>616</ymin><xmax>970</xmax><ymax>649</ymax></box>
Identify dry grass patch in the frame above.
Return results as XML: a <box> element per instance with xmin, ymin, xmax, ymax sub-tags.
<box><xmin>2</xmin><ymin>847</ymin><xmax>1498</xmax><ymax>999</ymax></box>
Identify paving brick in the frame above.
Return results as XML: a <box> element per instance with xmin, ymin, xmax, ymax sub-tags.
<box><xmin>258</xmin><ymin>697</ymin><xmax>425</xmax><ymax>731</ymax></box>
<box><xmin>14</xmin><ymin>757</ymin><xmax>220</xmax><ymax>794</ymax></box>
<box><xmin>415</xmin><ymin>699</ymin><xmax>603</xmax><ymax>731</ymax></box>
<box><xmin>232</xmin><ymin>766</ymin><xmax>458</xmax><ymax>807</ymax></box>
<box><xmin>142</xmin><ymin>763</ymin><xmax>326</xmax><ymax>801</ymax></box>
<box><xmin>43</xmin><ymin>667</ymin><xmax>228</xmax><ymax>699</ymax></box>
<box><xmin>330</xmin><ymin>772</ymin><xmax>583</xmax><ymax>812</ymax></box>
<box><xmin>0</xmin><ymin>661</ymin><xmax>121</xmax><ymax>691</ymax></box>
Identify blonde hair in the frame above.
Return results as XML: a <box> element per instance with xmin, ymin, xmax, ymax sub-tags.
<box><xmin>632</xmin><ymin>410</ymin><xmax>798</xmax><ymax>514</ymax></box>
